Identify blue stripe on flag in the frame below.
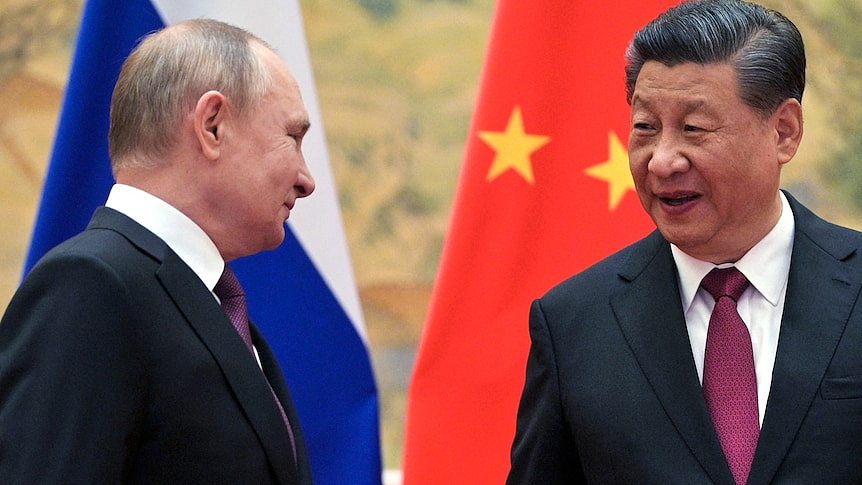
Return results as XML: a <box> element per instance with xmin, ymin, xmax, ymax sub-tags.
<box><xmin>24</xmin><ymin>0</ymin><xmax>163</xmax><ymax>271</ymax></box>
<box><xmin>24</xmin><ymin>0</ymin><xmax>382</xmax><ymax>483</ymax></box>
<box><xmin>235</xmin><ymin>231</ymin><xmax>381</xmax><ymax>484</ymax></box>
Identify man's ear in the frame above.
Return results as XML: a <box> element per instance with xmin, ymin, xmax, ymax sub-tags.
<box><xmin>194</xmin><ymin>90</ymin><xmax>228</xmax><ymax>161</ymax></box>
<box><xmin>773</xmin><ymin>98</ymin><xmax>803</xmax><ymax>166</ymax></box>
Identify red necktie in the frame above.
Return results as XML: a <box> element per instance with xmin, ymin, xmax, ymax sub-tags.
<box><xmin>701</xmin><ymin>267</ymin><xmax>759</xmax><ymax>485</ymax></box>
<box><xmin>214</xmin><ymin>265</ymin><xmax>298</xmax><ymax>463</ymax></box>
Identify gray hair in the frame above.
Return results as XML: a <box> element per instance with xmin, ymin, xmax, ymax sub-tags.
<box><xmin>109</xmin><ymin>18</ymin><xmax>273</xmax><ymax>171</ymax></box>
<box><xmin>624</xmin><ymin>0</ymin><xmax>805</xmax><ymax>116</ymax></box>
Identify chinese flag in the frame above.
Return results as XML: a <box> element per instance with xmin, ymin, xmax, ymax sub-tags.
<box><xmin>403</xmin><ymin>1</ymin><xmax>680</xmax><ymax>483</ymax></box>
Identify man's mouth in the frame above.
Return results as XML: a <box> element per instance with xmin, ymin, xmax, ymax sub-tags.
<box><xmin>660</xmin><ymin>194</ymin><xmax>700</xmax><ymax>206</ymax></box>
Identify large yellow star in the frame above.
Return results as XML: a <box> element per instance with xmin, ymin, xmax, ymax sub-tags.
<box><xmin>478</xmin><ymin>106</ymin><xmax>551</xmax><ymax>184</ymax></box>
<box><xmin>584</xmin><ymin>131</ymin><xmax>635</xmax><ymax>211</ymax></box>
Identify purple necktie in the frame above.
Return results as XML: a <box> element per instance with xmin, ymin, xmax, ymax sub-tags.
<box><xmin>701</xmin><ymin>267</ymin><xmax>759</xmax><ymax>485</ymax></box>
<box><xmin>214</xmin><ymin>265</ymin><xmax>254</xmax><ymax>351</ymax></box>
<box><xmin>214</xmin><ymin>265</ymin><xmax>298</xmax><ymax>463</ymax></box>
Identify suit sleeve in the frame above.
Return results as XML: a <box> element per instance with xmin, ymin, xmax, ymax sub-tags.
<box><xmin>0</xmin><ymin>253</ymin><xmax>146</xmax><ymax>483</ymax></box>
<box><xmin>507</xmin><ymin>299</ymin><xmax>586</xmax><ymax>485</ymax></box>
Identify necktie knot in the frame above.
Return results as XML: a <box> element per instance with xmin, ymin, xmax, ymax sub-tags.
<box><xmin>701</xmin><ymin>267</ymin><xmax>750</xmax><ymax>302</ymax></box>
<box><xmin>213</xmin><ymin>264</ymin><xmax>253</xmax><ymax>351</ymax></box>
<box><xmin>214</xmin><ymin>264</ymin><xmax>245</xmax><ymax>302</ymax></box>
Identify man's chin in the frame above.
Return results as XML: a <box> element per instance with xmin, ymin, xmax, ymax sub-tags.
<box><xmin>656</xmin><ymin>225</ymin><xmax>702</xmax><ymax>252</ymax></box>
<box><xmin>256</xmin><ymin>228</ymin><xmax>287</xmax><ymax>254</ymax></box>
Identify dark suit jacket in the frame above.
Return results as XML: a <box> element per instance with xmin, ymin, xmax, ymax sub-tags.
<box><xmin>508</xmin><ymin>193</ymin><xmax>862</xmax><ymax>484</ymax></box>
<box><xmin>0</xmin><ymin>207</ymin><xmax>313</xmax><ymax>485</ymax></box>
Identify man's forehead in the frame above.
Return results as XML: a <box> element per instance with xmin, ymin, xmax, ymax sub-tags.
<box><xmin>631</xmin><ymin>62</ymin><xmax>738</xmax><ymax>103</ymax></box>
<box><xmin>631</xmin><ymin>92</ymin><xmax>711</xmax><ymax>111</ymax></box>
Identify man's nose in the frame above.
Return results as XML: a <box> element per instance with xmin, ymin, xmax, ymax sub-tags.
<box><xmin>295</xmin><ymin>162</ymin><xmax>315</xmax><ymax>198</ymax></box>
<box><xmin>647</xmin><ymin>134</ymin><xmax>689</xmax><ymax>178</ymax></box>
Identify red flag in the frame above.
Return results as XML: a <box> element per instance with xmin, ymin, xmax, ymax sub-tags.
<box><xmin>403</xmin><ymin>1</ymin><xmax>680</xmax><ymax>483</ymax></box>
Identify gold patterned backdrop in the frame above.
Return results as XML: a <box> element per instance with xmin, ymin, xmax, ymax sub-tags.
<box><xmin>2</xmin><ymin>0</ymin><xmax>861</xmax><ymax>470</ymax></box>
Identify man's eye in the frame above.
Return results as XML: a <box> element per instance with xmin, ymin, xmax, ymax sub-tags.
<box><xmin>683</xmin><ymin>124</ymin><xmax>703</xmax><ymax>132</ymax></box>
<box><xmin>633</xmin><ymin>122</ymin><xmax>653</xmax><ymax>131</ymax></box>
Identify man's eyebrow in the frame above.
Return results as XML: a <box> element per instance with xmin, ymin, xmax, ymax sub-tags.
<box><xmin>685</xmin><ymin>98</ymin><xmax>707</xmax><ymax>111</ymax></box>
<box><xmin>630</xmin><ymin>92</ymin><xmax>654</xmax><ymax>110</ymax></box>
<box><xmin>631</xmin><ymin>95</ymin><xmax>712</xmax><ymax>114</ymax></box>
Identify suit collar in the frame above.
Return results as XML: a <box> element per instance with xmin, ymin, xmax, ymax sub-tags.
<box><xmin>87</xmin><ymin>206</ymin><xmax>167</xmax><ymax>262</ymax></box>
<box><xmin>100</xmin><ymin>188</ymin><xmax>225</xmax><ymax>291</ymax></box>
<box><xmin>783</xmin><ymin>191</ymin><xmax>858</xmax><ymax>261</ymax></box>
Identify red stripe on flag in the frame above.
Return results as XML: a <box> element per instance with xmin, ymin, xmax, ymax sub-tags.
<box><xmin>403</xmin><ymin>2</ymin><xmax>680</xmax><ymax>483</ymax></box>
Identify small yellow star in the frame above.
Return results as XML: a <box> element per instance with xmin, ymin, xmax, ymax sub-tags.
<box><xmin>584</xmin><ymin>131</ymin><xmax>636</xmax><ymax>211</ymax></box>
<box><xmin>478</xmin><ymin>106</ymin><xmax>551</xmax><ymax>184</ymax></box>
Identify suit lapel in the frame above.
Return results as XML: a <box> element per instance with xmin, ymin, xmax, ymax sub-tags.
<box><xmin>156</xmin><ymin>251</ymin><xmax>299</xmax><ymax>485</ymax></box>
<box><xmin>747</xmin><ymin>197</ymin><xmax>862</xmax><ymax>485</ymax></box>
<box><xmin>252</xmin><ymin>326</ymin><xmax>314</xmax><ymax>485</ymax></box>
<box><xmin>89</xmin><ymin>208</ymin><xmax>298</xmax><ymax>484</ymax></box>
<box><xmin>611</xmin><ymin>232</ymin><xmax>735</xmax><ymax>485</ymax></box>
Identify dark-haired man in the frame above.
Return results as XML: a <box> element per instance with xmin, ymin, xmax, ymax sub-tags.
<box><xmin>508</xmin><ymin>1</ymin><xmax>862</xmax><ymax>483</ymax></box>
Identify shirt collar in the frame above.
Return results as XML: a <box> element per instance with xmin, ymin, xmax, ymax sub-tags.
<box><xmin>671</xmin><ymin>191</ymin><xmax>795</xmax><ymax>313</ymax></box>
<box><xmin>105</xmin><ymin>183</ymin><xmax>225</xmax><ymax>292</ymax></box>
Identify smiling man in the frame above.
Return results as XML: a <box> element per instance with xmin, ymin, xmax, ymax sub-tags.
<box><xmin>508</xmin><ymin>1</ymin><xmax>862</xmax><ymax>484</ymax></box>
<box><xmin>0</xmin><ymin>19</ymin><xmax>315</xmax><ymax>484</ymax></box>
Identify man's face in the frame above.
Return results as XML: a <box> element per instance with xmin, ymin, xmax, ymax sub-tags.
<box><xmin>628</xmin><ymin>61</ymin><xmax>786</xmax><ymax>263</ymax></box>
<box><xmin>217</xmin><ymin>48</ymin><xmax>315</xmax><ymax>259</ymax></box>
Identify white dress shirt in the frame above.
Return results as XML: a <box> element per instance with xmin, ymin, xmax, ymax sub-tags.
<box><xmin>671</xmin><ymin>192</ymin><xmax>794</xmax><ymax>425</ymax></box>
<box><xmin>105</xmin><ymin>183</ymin><xmax>225</xmax><ymax>292</ymax></box>
<box><xmin>105</xmin><ymin>184</ymin><xmax>265</xmax><ymax>367</ymax></box>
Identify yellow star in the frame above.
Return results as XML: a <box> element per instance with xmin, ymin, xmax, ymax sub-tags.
<box><xmin>478</xmin><ymin>106</ymin><xmax>551</xmax><ymax>184</ymax></box>
<box><xmin>584</xmin><ymin>131</ymin><xmax>636</xmax><ymax>211</ymax></box>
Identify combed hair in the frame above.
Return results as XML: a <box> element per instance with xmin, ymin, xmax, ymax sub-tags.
<box><xmin>624</xmin><ymin>0</ymin><xmax>805</xmax><ymax>115</ymax></box>
<box><xmin>109</xmin><ymin>18</ymin><xmax>273</xmax><ymax>171</ymax></box>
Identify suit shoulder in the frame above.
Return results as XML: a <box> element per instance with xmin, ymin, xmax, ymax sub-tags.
<box><xmin>18</xmin><ymin>231</ymin><xmax>137</xmax><ymax>301</ymax></box>
<box><xmin>788</xmin><ymin>194</ymin><xmax>862</xmax><ymax>263</ymax></box>
<box><xmin>30</xmin><ymin>225</ymin><xmax>155</xmax><ymax>277</ymax></box>
<box><xmin>539</xmin><ymin>230</ymin><xmax>664</xmax><ymax>307</ymax></box>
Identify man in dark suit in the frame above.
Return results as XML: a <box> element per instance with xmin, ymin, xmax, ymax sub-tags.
<box><xmin>0</xmin><ymin>19</ymin><xmax>315</xmax><ymax>484</ymax></box>
<box><xmin>508</xmin><ymin>1</ymin><xmax>862</xmax><ymax>483</ymax></box>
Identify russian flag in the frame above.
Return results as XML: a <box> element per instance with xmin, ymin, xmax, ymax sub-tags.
<box><xmin>24</xmin><ymin>1</ymin><xmax>382</xmax><ymax>484</ymax></box>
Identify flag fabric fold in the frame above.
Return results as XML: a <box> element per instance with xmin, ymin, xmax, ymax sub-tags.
<box><xmin>403</xmin><ymin>2</ymin><xmax>678</xmax><ymax>483</ymax></box>
<box><xmin>24</xmin><ymin>1</ymin><xmax>381</xmax><ymax>484</ymax></box>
